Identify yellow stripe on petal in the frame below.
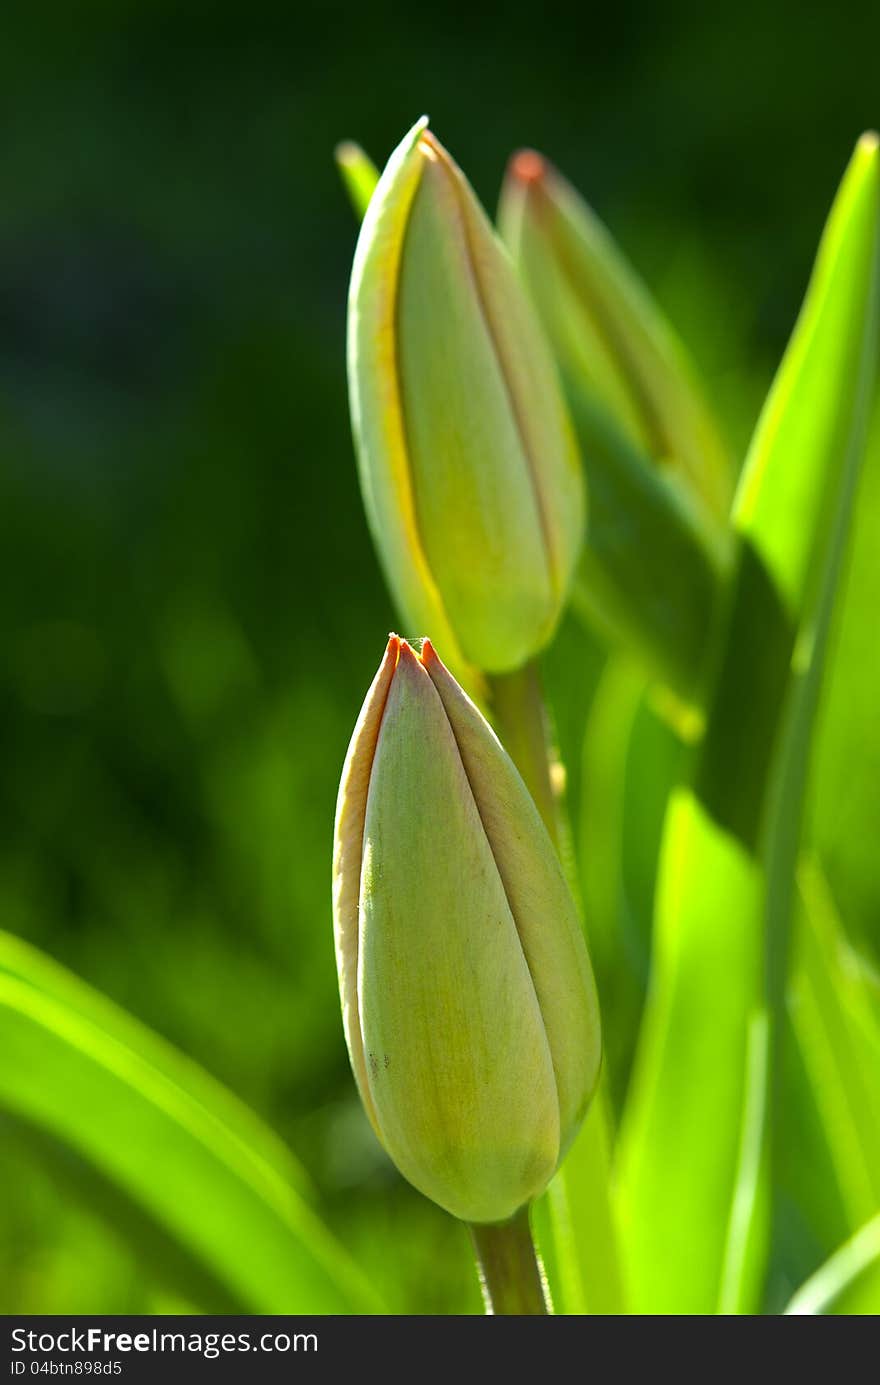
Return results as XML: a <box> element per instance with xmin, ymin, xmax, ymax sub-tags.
<box><xmin>347</xmin><ymin>119</ymin><xmax>484</xmax><ymax>698</ymax></box>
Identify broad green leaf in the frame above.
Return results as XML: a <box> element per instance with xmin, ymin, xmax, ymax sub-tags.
<box><xmin>809</xmin><ymin>398</ymin><xmax>880</xmax><ymax>961</ymax></box>
<box><xmin>736</xmin><ymin>136</ymin><xmax>880</xmax><ymax>617</ymax></box>
<box><xmin>0</xmin><ymin>932</ymin><xmax>382</xmax><ymax>1314</ymax></box>
<box><xmin>774</xmin><ymin>1001</ymin><xmax>853</xmax><ymax>1276</ymax></box>
<box><xmin>617</xmin><ymin>789</ymin><xmax>766</xmax><ymax>1312</ymax></box>
<box><xmin>785</xmin><ymin>1213</ymin><xmax>880</xmax><ymax>1314</ymax></box>
<box><xmin>578</xmin><ymin>659</ymin><xmax>685</xmax><ymax>1109</ymax></box>
<box><xmin>617</xmin><ymin>135</ymin><xmax>879</xmax><ymax>1314</ymax></box>
<box><xmin>789</xmin><ymin>858</ymin><xmax>880</xmax><ymax>1229</ymax></box>
<box><xmin>750</xmin><ymin>133</ymin><xmax>880</xmax><ymax>1046</ymax></box>
<box><xmin>335</xmin><ymin>140</ymin><xmax>380</xmax><ymax>219</ymax></box>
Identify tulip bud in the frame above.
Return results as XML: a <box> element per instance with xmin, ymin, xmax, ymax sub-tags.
<box><xmin>498</xmin><ymin>150</ymin><xmax>733</xmax><ymax>530</ymax></box>
<box><xmin>347</xmin><ymin>120</ymin><xmax>585</xmax><ymax>680</ymax></box>
<box><xmin>499</xmin><ymin>152</ymin><xmax>733</xmax><ymax>706</ymax></box>
<box><xmin>332</xmin><ymin>635</ymin><xmax>601</xmax><ymax>1224</ymax></box>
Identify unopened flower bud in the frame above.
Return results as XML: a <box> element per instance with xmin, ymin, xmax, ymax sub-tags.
<box><xmin>499</xmin><ymin>150</ymin><xmax>732</xmax><ymax>529</ymax></box>
<box><xmin>500</xmin><ymin>151</ymin><xmax>733</xmax><ymax>704</ymax></box>
<box><xmin>332</xmin><ymin>635</ymin><xmax>601</xmax><ymax>1224</ymax></box>
<box><xmin>347</xmin><ymin>121</ymin><xmax>585</xmax><ymax>679</ymax></box>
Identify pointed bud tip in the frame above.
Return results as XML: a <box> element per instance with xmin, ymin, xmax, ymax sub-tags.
<box><xmin>391</xmin><ymin>637</ymin><xmax>438</xmax><ymax>700</ymax></box>
<box><xmin>334</xmin><ymin>140</ymin><xmax>359</xmax><ymax>166</ymax></box>
<box><xmin>420</xmin><ymin>637</ymin><xmax>454</xmax><ymax>691</ymax></box>
<box><xmin>417</xmin><ymin>128</ymin><xmax>448</xmax><ymax>168</ymax></box>
<box><xmin>396</xmin><ymin>637</ymin><xmax>423</xmax><ymax>668</ymax></box>
<box><xmin>509</xmin><ymin>149</ymin><xmax>548</xmax><ymax>186</ymax></box>
<box><xmin>857</xmin><ymin>130</ymin><xmax>879</xmax><ymax>161</ymax></box>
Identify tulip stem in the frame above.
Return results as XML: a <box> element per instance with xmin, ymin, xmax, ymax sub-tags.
<box><xmin>487</xmin><ymin>662</ymin><xmax>560</xmax><ymax>847</ymax></box>
<box><xmin>469</xmin><ymin>1207</ymin><xmax>550</xmax><ymax>1314</ymax></box>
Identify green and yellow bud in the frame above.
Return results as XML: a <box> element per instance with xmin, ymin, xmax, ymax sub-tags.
<box><xmin>499</xmin><ymin>150</ymin><xmax>733</xmax><ymax>530</ymax></box>
<box><xmin>332</xmin><ymin>635</ymin><xmax>601</xmax><ymax>1224</ymax></box>
<box><xmin>347</xmin><ymin>120</ymin><xmax>585</xmax><ymax>681</ymax></box>
<box><xmin>500</xmin><ymin>152</ymin><xmax>734</xmax><ymax>707</ymax></box>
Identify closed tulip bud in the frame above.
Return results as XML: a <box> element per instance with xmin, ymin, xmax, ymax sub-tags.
<box><xmin>347</xmin><ymin>120</ymin><xmax>585</xmax><ymax>680</ymax></box>
<box><xmin>333</xmin><ymin>635</ymin><xmax>601</xmax><ymax>1224</ymax></box>
<box><xmin>498</xmin><ymin>150</ymin><xmax>733</xmax><ymax>530</ymax></box>
<box><xmin>499</xmin><ymin>152</ymin><xmax>734</xmax><ymax>706</ymax></box>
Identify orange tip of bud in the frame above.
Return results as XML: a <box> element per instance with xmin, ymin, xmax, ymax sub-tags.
<box><xmin>509</xmin><ymin>149</ymin><xmax>547</xmax><ymax>186</ymax></box>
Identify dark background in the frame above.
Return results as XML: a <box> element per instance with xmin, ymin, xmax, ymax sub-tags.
<box><xmin>2</xmin><ymin>0</ymin><xmax>878</xmax><ymax>1312</ymax></box>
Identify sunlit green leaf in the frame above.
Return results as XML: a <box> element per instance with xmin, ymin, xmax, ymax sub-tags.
<box><xmin>0</xmin><ymin>932</ymin><xmax>382</xmax><ymax>1314</ymax></box>
<box><xmin>617</xmin><ymin>134</ymin><xmax>879</xmax><ymax>1314</ymax></box>
<box><xmin>789</xmin><ymin>858</ymin><xmax>880</xmax><ymax>1229</ymax></box>
<box><xmin>617</xmin><ymin>789</ymin><xmax>767</xmax><ymax>1311</ymax></box>
<box><xmin>577</xmin><ymin>659</ymin><xmax>685</xmax><ymax>1109</ymax></box>
<box><xmin>535</xmin><ymin>1088</ymin><xmax>625</xmax><ymax>1314</ymax></box>
<box><xmin>785</xmin><ymin>1212</ymin><xmax>880</xmax><ymax>1314</ymax></box>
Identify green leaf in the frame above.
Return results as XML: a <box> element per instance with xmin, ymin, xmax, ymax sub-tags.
<box><xmin>750</xmin><ymin>132</ymin><xmax>880</xmax><ymax>1040</ymax></box>
<box><xmin>789</xmin><ymin>857</ymin><xmax>880</xmax><ymax>1229</ymax></box>
<box><xmin>334</xmin><ymin>140</ymin><xmax>380</xmax><ymax>219</ymax></box>
<box><xmin>616</xmin><ymin>789</ymin><xmax>768</xmax><ymax>1312</ymax></box>
<box><xmin>785</xmin><ymin>1213</ymin><xmax>880</xmax><ymax>1314</ymax></box>
<box><xmin>578</xmin><ymin>659</ymin><xmax>686</xmax><ymax>1109</ymax></box>
<box><xmin>717</xmin><ymin>1009</ymin><xmax>771</xmax><ymax>1314</ymax></box>
<box><xmin>735</xmin><ymin>135</ymin><xmax>880</xmax><ymax>618</ymax></box>
<box><xmin>0</xmin><ymin>931</ymin><xmax>383</xmax><ymax>1314</ymax></box>
<box><xmin>617</xmin><ymin>134</ymin><xmax>879</xmax><ymax>1314</ymax></box>
<box><xmin>566</xmin><ymin>394</ymin><xmax>727</xmax><ymax>706</ymax></box>
<box><xmin>535</xmin><ymin>1086</ymin><xmax>626</xmax><ymax>1314</ymax></box>
<box><xmin>576</xmin><ymin>658</ymin><xmax>646</xmax><ymax>1089</ymax></box>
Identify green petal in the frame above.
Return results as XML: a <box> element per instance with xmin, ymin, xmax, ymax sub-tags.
<box><xmin>358</xmin><ymin>642</ymin><xmax>559</xmax><ymax>1223</ymax></box>
<box><xmin>422</xmin><ymin>640</ymin><xmax>601</xmax><ymax>1149</ymax></box>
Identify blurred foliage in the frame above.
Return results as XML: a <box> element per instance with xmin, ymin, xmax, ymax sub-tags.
<box><xmin>1</xmin><ymin>0</ymin><xmax>879</xmax><ymax>1312</ymax></box>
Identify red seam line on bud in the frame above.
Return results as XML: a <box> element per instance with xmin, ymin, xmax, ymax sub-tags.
<box><xmin>420</xmin><ymin>135</ymin><xmax>560</xmax><ymax>598</ymax></box>
<box><xmin>419</xmin><ymin>637</ymin><xmax>562</xmax><ymax>1145</ymax></box>
<box><xmin>365</xmin><ymin>634</ymin><xmax>402</xmax><ymax>765</ymax></box>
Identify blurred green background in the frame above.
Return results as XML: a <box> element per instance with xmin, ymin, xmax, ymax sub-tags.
<box><xmin>1</xmin><ymin>0</ymin><xmax>878</xmax><ymax>1313</ymax></box>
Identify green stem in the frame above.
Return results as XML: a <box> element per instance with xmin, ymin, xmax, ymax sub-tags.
<box><xmin>469</xmin><ymin>1206</ymin><xmax>550</xmax><ymax>1314</ymax></box>
<box><xmin>487</xmin><ymin>662</ymin><xmax>560</xmax><ymax>845</ymax></box>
